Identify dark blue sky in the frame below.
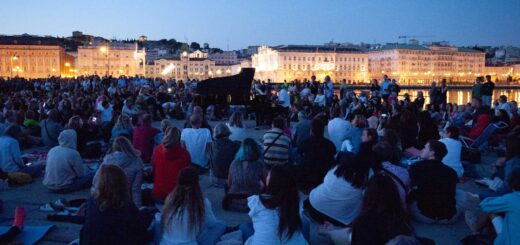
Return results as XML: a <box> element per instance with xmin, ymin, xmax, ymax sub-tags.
<box><xmin>1</xmin><ymin>0</ymin><xmax>519</xmax><ymax>49</ymax></box>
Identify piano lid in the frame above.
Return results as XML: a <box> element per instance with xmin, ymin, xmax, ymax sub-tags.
<box><xmin>197</xmin><ymin>68</ymin><xmax>255</xmax><ymax>95</ymax></box>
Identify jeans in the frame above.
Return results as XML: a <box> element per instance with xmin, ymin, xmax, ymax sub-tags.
<box><xmin>55</xmin><ymin>171</ymin><xmax>95</xmax><ymax>193</ymax></box>
<box><xmin>482</xmin><ymin>95</ymin><xmax>492</xmax><ymax>107</ymax></box>
<box><xmin>408</xmin><ymin>189</ymin><xmax>478</xmax><ymax>224</ymax></box>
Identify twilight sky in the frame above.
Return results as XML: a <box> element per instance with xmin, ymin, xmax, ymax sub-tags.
<box><xmin>1</xmin><ymin>0</ymin><xmax>519</xmax><ymax>50</ymax></box>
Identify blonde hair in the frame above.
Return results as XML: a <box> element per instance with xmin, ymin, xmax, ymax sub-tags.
<box><xmin>162</xmin><ymin>127</ymin><xmax>181</xmax><ymax>149</ymax></box>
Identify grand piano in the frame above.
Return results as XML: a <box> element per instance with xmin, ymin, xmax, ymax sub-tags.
<box><xmin>196</xmin><ymin>67</ymin><xmax>256</xmax><ymax>107</ymax></box>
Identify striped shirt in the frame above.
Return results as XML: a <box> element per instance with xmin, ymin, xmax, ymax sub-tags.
<box><xmin>263</xmin><ymin>128</ymin><xmax>291</xmax><ymax>166</ymax></box>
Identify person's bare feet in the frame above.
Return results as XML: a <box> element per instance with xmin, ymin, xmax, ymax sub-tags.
<box><xmin>12</xmin><ymin>206</ymin><xmax>26</xmax><ymax>229</ymax></box>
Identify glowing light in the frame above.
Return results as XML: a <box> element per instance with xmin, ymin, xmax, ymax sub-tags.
<box><xmin>65</xmin><ymin>62</ymin><xmax>71</xmax><ymax>67</ymax></box>
<box><xmin>99</xmin><ymin>46</ymin><xmax>108</xmax><ymax>53</ymax></box>
<box><xmin>161</xmin><ymin>63</ymin><xmax>175</xmax><ymax>75</ymax></box>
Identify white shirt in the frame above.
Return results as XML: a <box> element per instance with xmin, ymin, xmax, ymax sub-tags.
<box><xmin>278</xmin><ymin>89</ymin><xmax>291</xmax><ymax>108</ymax></box>
<box><xmin>300</xmin><ymin>88</ymin><xmax>311</xmax><ymax>97</ymax></box>
<box><xmin>327</xmin><ymin>118</ymin><xmax>352</xmax><ymax>151</ymax></box>
<box><xmin>97</xmin><ymin>103</ymin><xmax>113</xmax><ymax>123</ymax></box>
<box><xmin>159</xmin><ymin>198</ymin><xmax>217</xmax><ymax>245</ymax></box>
<box><xmin>245</xmin><ymin>195</ymin><xmax>308</xmax><ymax>245</ymax></box>
<box><xmin>309</xmin><ymin>167</ymin><xmax>363</xmax><ymax>226</ymax></box>
<box><xmin>226</xmin><ymin>123</ymin><xmax>246</xmax><ymax>142</ymax></box>
<box><xmin>439</xmin><ymin>138</ymin><xmax>464</xmax><ymax>178</ymax></box>
<box><xmin>314</xmin><ymin>94</ymin><xmax>326</xmax><ymax>107</ymax></box>
<box><xmin>181</xmin><ymin>128</ymin><xmax>212</xmax><ymax>167</ymax></box>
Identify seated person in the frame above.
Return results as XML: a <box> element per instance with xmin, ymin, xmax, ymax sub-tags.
<box><xmin>81</xmin><ymin>164</ymin><xmax>152</xmax><ymax>245</ymax></box>
<box><xmin>152</xmin><ymin>127</ymin><xmax>191</xmax><ymax>203</ymax></box>
<box><xmin>209</xmin><ymin>124</ymin><xmax>240</xmax><ymax>187</ymax></box>
<box><xmin>181</xmin><ymin>114</ymin><xmax>213</xmax><ymax>170</ymax></box>
<box><xmin>0</xmin><ymin>125</ymin><xmax>45</xmax><ymax>178</ymax></box>
<box><xmin>158</xmin><ymin>167</ymin><xmax>226</xmax><ymax>245</ymax></box>
<box><xmin>298</xmin><ymin>118</ymin><xmax>336</xmax><ymax>193</ymax></box>
<box><xmin>224</xmin><ymin>138</ymin><xmax>266</xmax><ymax>211</ymax></box>
<box><xmin>240</xmin><ymin>166</ymin><xmax>308</xmax><ymax>245</ymax></box>
<box><xmin>133</xmin><ymin>114</ymin><xmax>160</xmax><ymax>163</ymax></box>
<box><xmin>408</xmin><ymin>140</ymin><xmax>459</xmax><ymax>224</ymax></box>
<box><xmin>372</xmin><ymin>142</ymin><xmax>410</xmax><ymax>207</ymax></box>
<box><xmin>439</xmin><ymin>126</ymin><xmax>464</xmax><ymax>178</ymax></box>
<box><xmin>43</xmin><ymin>129</ymin><xmax>94</xmax><ymax>193</ymax></box>
<box><xmin>39</xmin><ymin>109</ymin><xmax>64</xmax><ymax>148</ymax></box>
<box><xmin>0</xmin><ymin>206</ymin><xmax>25</xmax><ymax>244</ymax></box>
<box><xmin>305</xmin><ymin>152</ymin><xmax>370</xmax><ymax>227</ymax></box>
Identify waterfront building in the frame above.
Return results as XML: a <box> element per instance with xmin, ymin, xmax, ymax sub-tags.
<box><xmin>77</xmin><ymin>42</ymin><xmax>146</xmax><ymax>76</ymax></box>
<box><xmin>0</xmin><ymin>36</ymin><xmax>74</xmax><ymax>78</ymax></box>
<box><xmin>368</xmin><ymin>43</ymin><xmax>485</xmax><ymax>84</ymax></box>
<box><xmin>252</xmin><ymin>45</ymin><xmax>368</xmax><ymax>83</ymax></box>
<box><xmin>145</xmin><ymin>51</ymin><xmax>240</xmax><ymax>80</ymax></box>
<box><xmin>208</xmin><ymin>51</ymin><xmax>238</xmax><ymax>65</ymax></box>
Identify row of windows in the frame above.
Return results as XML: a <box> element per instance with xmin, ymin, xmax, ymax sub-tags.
<box><xmin>283</xmin><ymin>56</ymin><xmax>365</xmax><ymax>62</ymax></box>
<box><xmin>0</xmin><ymin>51</ymin><xmax>57</xmax><ymax>56</ymax></box>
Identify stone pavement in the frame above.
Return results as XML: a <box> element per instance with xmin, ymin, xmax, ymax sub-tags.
<box><xmin>0</xmin><ymin>120</ymin><xmax>496</xmax><ymax>244</ymax></box>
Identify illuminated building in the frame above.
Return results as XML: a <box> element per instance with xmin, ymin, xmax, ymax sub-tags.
<box><xmin>368</xmin><ymin>43</ymin><xmax>485</xmax><ymax>84</ymax></box>
<box><xmin>0</xmin><ymin>36</ymin><xmax>74</xmax><ymax>78</ymax></box>
<box><xmin>208</xmin><ymin>51</ymin><xmax>238</xmax><ymax>65</ymax></box>
<box><xmin>252</xmin><ymin>45</ymin><xmax>368</xmax><ymax>83</ymax></box>
<box><xmin>77</xmin><ymin>42</ymin><xmax>146</xmax><ymax>76</ymax></box>
<box><xmin>145</xmin><ymin>51</ymin><xmax>241</xmax><ymax>80</ymax></box>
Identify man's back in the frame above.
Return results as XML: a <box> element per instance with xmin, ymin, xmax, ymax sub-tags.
<box><xmin>263</xmin><ymin>128</ymin><xmax>291</xmax><ymax>166</ymax></box>
<box><xmin>298</xmin><ymin>136</ymin><xmax>336</xmax><ymax>191</ymax></box>
<box><xmin>180</xmin><ymin>127</ymin><xmax>212</xmax><ymax>167</ymax></box>
<box><xmin>409</xmin><ymin>159</ymin><xmax>458</xmax><ymax>220</ymax></box>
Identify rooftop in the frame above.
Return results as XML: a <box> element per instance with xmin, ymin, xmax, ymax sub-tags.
<box><xmin>0</xmin><ymin>35</ymin><xmax>64</xmax><ymax>46</ymax></box>
<box><xmin>273</xmin><ymin>44</ymin><xmax>364</xmax><ymax>53</ymax></box>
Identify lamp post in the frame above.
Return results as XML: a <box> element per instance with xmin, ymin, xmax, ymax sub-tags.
<box><xmin>100</xmin><ymin>46</ymin><xmax>110</xmax><ymax>76</ymax></box>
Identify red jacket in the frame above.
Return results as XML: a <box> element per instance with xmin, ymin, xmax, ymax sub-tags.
<box><xmin>132</xmin><ymin>124</ymin><xmax>159</xmax><ymax>163</ymax></box>
<box><xmin>151</xmin><ymin>145</ymin><xmax>191</xmax><ymax>200</ymax></box>
<box><xmin>468</xmin><ymin>114</ymin><xmax>491</xmax><ymax>139</ymax></box>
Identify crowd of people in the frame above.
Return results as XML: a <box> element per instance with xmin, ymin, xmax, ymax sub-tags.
<box><xmin>0</xmin><ymin>73</ymin><xmax>519</xmax><ymax>244</ymax></box>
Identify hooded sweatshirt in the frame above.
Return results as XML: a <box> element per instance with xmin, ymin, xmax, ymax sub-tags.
<box><xmin>151</xmin><ymin>144</ymin><xmax>191</xmax><ymax>200</ymax></box>
<box><xmin>43</xmin><ymin>129</ymin><xmax>85</xmax><ymax>190</ymax></box>
<box><xmin>95</xmin><ymin>151</ymin><xmax>144</xmax><ymax>207</ymax></box>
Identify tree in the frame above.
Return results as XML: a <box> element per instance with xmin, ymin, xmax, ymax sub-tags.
<box><xmin>190</xmin><ymin>42</ymin><xmax>201</xmax><ymax>50</ymax></box>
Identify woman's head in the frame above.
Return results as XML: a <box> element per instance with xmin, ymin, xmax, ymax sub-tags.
<box><xmin>229</xmin><ymin>111</ymin><xmax>244</xmax><ymax>128</ymax></box>
<box><xmin>93</xmin><ymin>165</ymin><xmax>130</xmax><ymax>211</ymax></box>
<box><xmin>67</xmin><ymin>116</ymin><xmax>83</xmax><ymax>130</ymax></box>
<box><xmin>111</xmin><ymin>136</ymin><xmax>140</xmax><ymax>158</ymax></box>
<box><xmin>235</xmin><ymin>138</ymin><xmax>260</xmax><ymax>162</ymax></box>
<box><xmin>262</xmin><ymin>166</ymin><xmax>301</xmax><ymax>240</ymax></box>
<box><xmin>357</xmin><ymin>172</ymin><xmax>410</xmax><ymax>232</ymax></box>
<box><xmin>162</xmin><ymin>127</ymin><xmax>181</xmax><ymax>149</ymax></box>
<box><xmin>160</xmin><ymin>119</ymin><xmax>174</xmax><ymax>133</ymax></box>
<box><xmin>334</xmin><ymin>152</ymin><xmax>370</xmax><ymax>189</ymax></box>
<box><xmin>213</xmin><ymin>123</ymin><xmax>231</xmax><ymax>140</ymax></box>
<box><xmin>362</xmin><ymin>128</ymin><xmax>378</xmax><ymax>144</ymax></box>
<box><xmin>161</xmin><ymin>167</ymin><xmax>205</xmax><ymax>234</ymax></box>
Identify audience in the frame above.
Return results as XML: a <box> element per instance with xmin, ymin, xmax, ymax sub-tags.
<box><xmin>209</xmin><ymin>123</ymin><xmax>240</xmax><ymax>187</ymax></box>
<box><xmin>262</xmin><ymin>117</ymin><xmax>291</xmax><ymax>167</ymax></box>
<box><xmin>227</xmin><ymin>111</ymin><xmax>247</xmax><ymax>142</ymax></box>
<box><xmin>132</xmin><ymin>114</ymin><xmax>160</xmax><ymax>163</ymax></box>
<box><xmin>181</xmin><ymin>114</ymin><xmax>213</xmax><ymax>171</ymax></box>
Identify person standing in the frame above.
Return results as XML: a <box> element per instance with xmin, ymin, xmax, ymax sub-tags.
<box><xmin>471</xmin><ymin>77</ymin><xmax>483</xmax><ymax>101</ymax></box>
<box><xmin>481</xmin><ymin>75</ymin><xmax>495</xmax><ymax>107</ymax></box>
<box><xmin>380</xmin><ymin>75</ymin><xmax>392</xmax><ymax>100</ymax></box>
<box><xmin>439</xmin><ymin>78</ymin><xmax>448</xmax><ymax>105</ymax></box>
<box><xmin>324</xmin><ymin>76</ymin><xmax>334</xmax><ymax>106</ymax></box>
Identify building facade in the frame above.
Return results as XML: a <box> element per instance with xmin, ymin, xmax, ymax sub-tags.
<box><xmin>77</xmin><ymin>42</ymin><xmax>146</xmax><ymax>77</ymax></box>
<box><xmin>208</xmin><ymin>51</ymin><xmax>238</xmax><ymax>65</ymax></box>
<box><xmin>252</xmin><ymin>45</ymin><xmax>368</xmax><ymax>83</ymax></box>
<box><xmin>368</xmin><ymin>43</ymin><xmax>486</xmax><ymax>84</ymax></box>
<box><xmin>0</xmin><ymin>36</ymin><xmax>75</xmax><ymax>78</ymax></box>
<box><xmin>145</xmin><ymin>51</ymin><xmax>241</xmax><ymax>81</ymax></box>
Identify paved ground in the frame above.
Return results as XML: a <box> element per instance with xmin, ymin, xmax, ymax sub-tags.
<box><xmin>0</xmin><ymin>120</ymin><xmax>496</xmax><ymax>244</ymax></box>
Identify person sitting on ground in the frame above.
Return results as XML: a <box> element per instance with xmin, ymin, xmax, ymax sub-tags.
<box><xmin>240</xmin><ymin>166</ymin><xmax>308</xmax><ymax>245</ymax></box>
<box><xmin>292</xmin><ymin>111</ymin><xmax>311</xmax><ymax>148</ymax></box>
<box><xmin>298</xmin><ymin>118</ymin><xmax>336</xmax><ymax>193</ymax></box>
<box><xmin>43</xmin><ymin>129</ymin><xmax>94</xmax><ymax>193</ymax></box>
<box><xmin>305</xmin><ymin>152</ymin><xmax>370</xmax><ymax>227</ymax></box>
<box><xmin>262</xmin><ymin>117</ymin><xmax>292</xmax><ymax>167</ymax></box>
<box><xmin>111</xmin><ymin>115</ymin><xmax>133</xmax><ymax>141</ymax></box>
<box><xmin>97</xmin><ymin>136</ymin><xmax>144</xmax><ymax>207</ymax></box>
<box><xmin>152</xmin><ymin>127</ymin><xmax>191</xmax><ymax>203</ymax></box>
<box><xmin>183</xmin><ymin>106</ymin><xmax>213</xmax><ymax>136</ymax></box>
<box><xmin>439</xmin><ymin>126</ymin><xmax>464</xmax><ymax>178</ymax></box>
<box><xmin>341</xmin><ymin>127</ymin><xmax>377</xmax><ymax>156</ymax></box>
<box><xmin>227</xmin><ymin>111</ymin><xmax>247</xmax><ymax>142</ymax></box>
<box><xmin>319</xmin><ymin>173</ymin><xmax>415</xmax><ymax>245</ymax></box>
<box><xmin>372</xmin><ymin>142</ymin><xmax>410</xmax><ymax>207</ymax></box>
<box><xmin>40</xmin><ymin>109</ymin><xmax>64</xmax><ymax>148</ymax></box>
<box><xmin>158</xmin><ymin>167</ymin><xmax>226</xmax><ymax>245</ymax></box>
<box><xmin>81</xmin><ymin>164</ymin><xmax>152</xmax><ymax>245</ymax></box>
<box><xmin>224</xmin><ymin>138</ymin><xmax>266</xmax><ymax>211</ymax></box>
<box><xmin>478</xmin><ymin>167</ymin><xmax>520</xmax><ymax>245</ymax></box>
<box><xmin>154</xmin><ymin>119</ymin><xmax>174</xmax><ymax>147</ymax></box>
<box><xmin>0</xmin><ymin>125</ymin><xmax>45</xmax><ymax>178</ymax></box>
<box><xmin>408</xmin><ymin>140</ymin><xmax>459</xmax><ymax>224</ymax></box>
<box><xmin>209</xmin><ymin>123</ymin><xmax>240</xmax><ymax>187</ymax></box>
<box><xmin>341</xmin><ymin>114</ymin><xmax>367</xmax><ymax>154</ymax></box>
<box><xmin>132</xmin><ymin>114</ymin><xmax>160</xmax><ymax>163</ymax></box>
<box><xmin>181</xmin><ymin>114</ymin><xmax>212</xmax><ymax>171</ymax></box>
<box><xmin>327</xmin><ymin>107</ymin><xmax>352</xmax><ymax>151</ymax></box>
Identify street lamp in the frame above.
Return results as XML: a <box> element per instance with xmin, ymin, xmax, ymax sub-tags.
<box><xmin>100</xmin><ymin>46</ymin><xmax>110</xmax><ymax>76</ymax></box>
